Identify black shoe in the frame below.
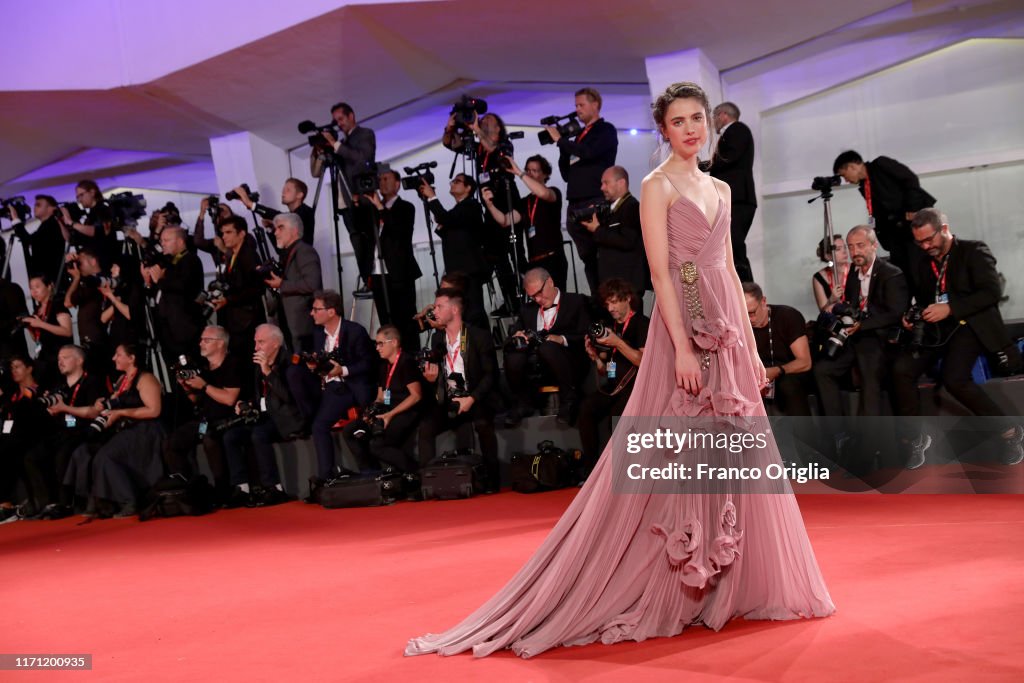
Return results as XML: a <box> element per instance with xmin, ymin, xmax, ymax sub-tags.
<box><xmin>556</xmin><ymin>392</ymin><xmax>578</xmax><ymax>426</ymax></box>
<box><xmin>1002</xmin><ymin>425</ymin><xmax>1024</xmax><ymax>465</ymax></box>
<box><xmin>254</xmin><ymin>486</ymin><xmax>290</xmax><ymax>507</ymax></box>
<box><xmin>114</xmin><ymin>501</ymin><xmax>137</xmax><ymax>518</ymax></box>
<box><xmin>304</xmin><ymin>477</ymin><xmax>325</xmax><ymax>504</ymax></box>
<box><xmin>402</xmin><ymin>474</ymin><xmax>422</xmax><ymax>501</ymax></box>
<box><xmin>905</xmin><ymin>434</ymin><xmax>932</xmax><ymax>470</ymax></box>
<box><xmin>226</xmin><ymin>486</ymin><xmax>252</xmax><ymax>509</ymax></box>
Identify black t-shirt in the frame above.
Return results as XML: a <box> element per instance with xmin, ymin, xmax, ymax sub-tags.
<box><xmin>199</xmin><ymin>357</ymin><xmax>245</xmax><ymax>421</ymax></box>
<box><xmin>0</xmin><ymin>385</ymin><xmax>46</xmax><ymax>438</ymax></box>
<box><xmin>47</xmin><ymin>372</ymin><xmax>107</xmax><ymax>433</ymax></box>
<box><xmin>376</xmin><ymin>351</ymin><xmax>421</xmax><ymax>408</ymax></box>
<box><xmin>32</xmin><ymin>298</ymin><xmax>70</xmax><ymax>359</ymax></box>
<box><xmin>107</xmin><ymin>282</ymin><xmax>147</xmax><ymax>349</ymax></box>
<box><xmin>516</xmin><ymin>188</ymin><xmax>564</xmax><ymax>259</ymax></box>
<box><xmin>72</xmin><ymin>284</ymin><xmax>107</xmax><ymax>347</ymax></box>
<box><xmin>752</xmin><ymin>305</ymin><xmax>806</xmax><ymax>367</ymax></box>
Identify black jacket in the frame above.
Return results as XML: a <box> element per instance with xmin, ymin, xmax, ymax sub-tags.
<box><xmin>378</xmin><ymin>197</ymin><xmax>421</xmax><ymax>283</ymax></box>
<box><xmin>860</xmin><ymin>157</ymin><xmax>935</xmax><ymax>246</ymax></box>
<box><xmin>515</xmin><ymin>290</ymin><xmax>591</xmax><ymax>352</ymax></box>
<box><xmin>593</xmin><ymin>193</ymin><xmax>646</xmax><ymax>294</ymax></box>
<box><xmin>14</xmin><ymin>216</ymin><xmax>66</xmax><ymax>280</ymax></box>
<box><xmin>426</xmin><ymin>324</ymin><xmax>500</xmax><ymax>411</ymax></box>
<box><xmin>842</xmin><ymin>257</ymin><xmax>909</xmax><ymax>338</ymax></box>
<box><xmin>333</xmin><ymin>126</ymin><xmax>377</xmax><ymax>205</ymax></box>
<box><xmin>427</xmin><ymin>196</ymin><xmax>487</xmax><ymax>276</ymax></box>
<box><xmin>709</xmin><ymin>121</ymin><xmax>756</xmax><ymax>206</ymax></box>
<box><xmin>258</xmin><ymin>352</ymin><xmax>305</xmax><ymax>437</ymax></box>
<box><xmin>906</xmin><ymin>238</ymin><xmax>1011</xmax><ymax>353</ymax></box>
<box><xmin>312</xmin><ymin>319</ymin><xmax>376</xmax><ymax>406</ymax></box>
<box><xmin>557</xmin><ymin>118</ymin><xmax>619</xmax><ymax>201</ymax></box>
<box><xmin>220</xmin><ymin>241</ymin><xmax>266</xmax><ymax>341</ymax></box>
<box><xmin>0</xmin><ymin>279</ymin><xmax>28</xmax><ymax>360</ymax></box>
<box><xmin>156</xmin><ymin>249</ymin><xmax>205</xmax><ymax>351</ymax></box>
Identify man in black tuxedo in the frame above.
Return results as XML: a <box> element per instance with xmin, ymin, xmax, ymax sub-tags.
<box><xmin>365</xmin><ymin>170</ymin><xmax>421</xmax><ymax>351</ymax></box>
<box><xmin>212</xmin><ymin>216</ymin><xmax>265</xmax><ymax>359</ymax></box>
<box><xmin>892</xmin><ymin>209</ymin><xmax>1023</xmax><ymax>467</ymax></box>
<box><xmin>418</xmin><ymin>174</ymin><xmax>488</xmax><ymax>325</ymax></box>
<box><xmin>10</xmin><ymin>196</ymin><xmax>66</xmax><ymax>282</ymax></box>
<box><xmin>580</xmin><ymin>166</ymin><xmax>646</xmax><ymax>297</ymax></box>
<box><xmin>287</xmin><ymin>290</ymin><xmax>376</xmax><ymax>482</ymax></box>
<box><xmin>710</xmin><ymin>102</ymin><xmax>756</xmax><ymax>283</ymax></box>
<box><xmin>144</xmin><ymin>226</ymin><xmax>204</xmax><ymax>368</ymax></box>
<box><xmin>814</xmin><ymin>225</ymin><xmax>908</xmax><ymax>419</ymax></box>
<box><xmin>834</xmin><ymin>150</ymin><xmax>936</xmax><ymax>276</ymax></box>
<box><xmin>551</xmin><ymin>87</ymin><xmax>619</xmax><ymax>295</ymax></box>
<box><xmin>504</xmin><ymin>267</ymin><xmax>591</xmax><ymax>426</ymax></box>
<box><xmin>418</xmin><ymin>288</ymin><xmax>501</xmax><ymax>492</ymax></box>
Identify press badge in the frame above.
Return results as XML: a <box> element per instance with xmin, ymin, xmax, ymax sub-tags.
<box><xmin>936</xmin><ymin>294</ymin><xmax>949</xmax><ymax>304</ymax></box>
<box><xmin>478</xmin><ymin>171</ymin><xmax>491</xmax><ymax>184</ymax></box>
<box><xmin>198</xmin><ymin>421</ymin><xmax>208</xmax><ymax>437</ymax></box>
<box><xmin>65</xmin><ymin>415</ymin><xmax>77</xmax><ymax>428</ymax></box>
<box><xmin>569</xmin><ymin>155</ymin><xmax>580</xmax><ymax>165</ymax></box>
<box><xmin>383</xmin><ymin>390</ymin><xmax>392</xmax><ymax>406</ymax></box>
<box><xmin>607</xmin><ymin>361</ymin><xmax>617</xmax><ymax>379</ymax></box>
<box><xmin>259</xmin><ymin>397</ymin><xmax>268</xmax><ymax>412</ymax></box>
<box><xmin>2</xmin><ymin>420</ymin><xmax>13</xmax><ymax>434</ymax></box>
<box><xmin>34</xmin><ymin>342</ymin><xmax>42</xmax><ymax>357</ymax></box>
<box><xmin>527</xmin><ymin>225</ymin><xmax>537</xmax><ymax>239</ymax></box>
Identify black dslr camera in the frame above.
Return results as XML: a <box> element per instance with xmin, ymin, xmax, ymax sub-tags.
<box><xmin>0</xmin><ymin>196</ymin><xmax>31</xmax><ymax>222</ymax></box>
<box><xmin>568</xmin><ymin>200</ymin><xmax>610</xmax><ymax>224</ymax></box>
<box><xmin>416</xmin><ymin>347</ymin><xmax>441</xmax><ymax>372</ymax></box>
<box><xmin>352</xmin><ymin>402</ymin><xmax>388</xmax><ymax>440</ymax></box>
<box><xmin>172</xmin><ymin>355</ymin><xmax>202</xmax><ymax>382</ymax></box>
<box><xmin>88</xmin><ymin>396</ymin><xmax>127</xmax><ymax>434</ymax></box>
<box><xmin>538</xmin><ymin>113</ymin><xmax>583</xmax><ymax>145</ymax></box>
<box><xmin>255</xmin><ymin>260</ymin><xmax>283</xmax><ymax>280</ymax></box>
<box><xmin>294</xmin><ymin>349</ymin><xmax>344</xmax><ymax>376</ymax></box>
<box><xmin>451</xmin><ymin>95</ymin><xmax>488</xmax><ymax>128</ymax></box>
<box><xmin>37</xmin><ymin>387</ymin><xmax>70</xmax><ymax>409</ymax></box>
<box><xmin>505</xmin><ymin>328</ymin><xmax>547</xmax><ymax>352</ymax></box>
<box><xmin>446</xmin><ymin>372</ymin><xmax>471</xmax><ymax>419</ymax></box>
<box><xmin>196</xmin><ymin>278</ymin><xmax>231</xmax><ymax>319</ymax></box>
<box><xmin>587</xmin><ymin>321</ymin><xmax>613</xmax><ymax>354</ymax></box>
<box><xmin>81</xmin><ymin>274</ymin><xmax>120</xmax><ymax>290</ymax></box>
<box><xmin>822</xmin><ymin>302</ymin><xmax>864</xmax><ymax>359</ymax></box>
<box><xmin>225</xmin><ymin>184</ymin><xmax>260</xmax><ymax>203</ymax></box>
<box><xmin>811</xmin><ymin>175</ymin><xmax>841</xmax><ymax>194</ymax></box>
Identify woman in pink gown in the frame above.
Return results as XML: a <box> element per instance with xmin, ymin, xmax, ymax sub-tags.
<box><xmin>405</xmin><ymin>82</ymin><xmax>835</xmax><ymax>659</ymax></box>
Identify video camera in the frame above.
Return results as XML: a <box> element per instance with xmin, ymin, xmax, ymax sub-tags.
<box><xmin>298</xmin><ymin>119</ymin><xmax>339</xmax><ymax>149</ymax></box>
<box><xmin>225</xmin><ymin>183</ymin><xmax>259</xmax><ymax>204</ymax></box>
<box><xmin>107</xmin><ymin>191</ymin><xmax>148</xmax><ymax>228</ymax></box>
<box><xmin>538</xmin><ymin>113</ymin><xmax>582</xmax><ymax>145</ymax></box>
<box><xmin>811</xmin><ymin>175</ymin><xmax>841</xmax><ymax>195</ymax></box>
<box><xmin>401</xmin><ymin>162</ymin><xmax>438</xmax><ymax>192</ymax></box>
<box><xmin>567</xmin><ymin>200</ymin><xmax>611</xmax><ymax>224</ymax></box>
<box><xmin>451</xmin><ymin>95</ymin><xmax>487</xmax><ymax>128</ymax></box>
<box><xmin>0</xmin><ymin>196</ymin><xmax>31</xmax><ymax>222</ymax></box>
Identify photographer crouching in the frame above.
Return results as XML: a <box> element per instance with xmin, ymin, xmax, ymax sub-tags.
<box><xmin>342</xmin><ymin>325</ymin><xmax>423</xmax><ymax>488</ymax></box>
<box><xmin>162</xmin><ymin>326</ymin><xmax>245</xmax><ymax>505</ymax></box>
<box><xmin>503</xmin><ymin>267</ymin><xmax>591</xmax><ymax>427</ymax></box>
<box><xmin>417</xmin><ymin>288</ymin><xmax>501</xmax><ymax>493</ymax></box>
<box><xmin>576</xmin><ymin>279</ymin><xmax>648</xmax><ymax>482</ymax></box>
<box><xmin>892</xmin><ymin>209</ymin><xmax>1023</xmax><ymax>468</ymax></box>
<box><xmin>221</xmin><ymin>324</ymin><xmax>304</xmax><ymax>507</ymax></box>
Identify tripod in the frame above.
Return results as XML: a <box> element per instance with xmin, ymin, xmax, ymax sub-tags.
<box><xmin>365</xmin><ymin>201</ymin><xmax>392</xmax><ymax>318</ymax></box>
<box><xmin>310</xmin><ymin>146</ymin><xmax>350</xmax><ymax>302</ymax></box>
<box><xmin>417</xmin><ymin>194</ymin><xmax>441</xmax><ymax>289</ymax></box>
<box><xmin>809</xmin><ymin>183</ymin><xmax>840</xmax><ymax>286</ymax></box>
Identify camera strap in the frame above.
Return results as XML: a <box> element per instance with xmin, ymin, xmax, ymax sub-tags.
<box><xmin>69</xmin><ymin>373</ymin><xmax>86</xmax><ymax>407</ymax></box>
<box><xmin>112</xmin><ymin>369</ymin><xmax>137</xmax><ymax>398</ymax></box>
<box><xmin>931</xmin><ymin>244</ymin><xmax>952</xmax><ymax>298</ymax></box>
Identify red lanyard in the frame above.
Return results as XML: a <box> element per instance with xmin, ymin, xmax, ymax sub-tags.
<box><xmin>527</xmin><ymin>196</ymin><xmax>540</xmax><ymax>226</ymax></box>
<box><xmin>542</xmin><ymin>299</ymin><xmax>561</xmax><ymax>331</ymax></box>
<box><xmin>32</xmin><ymin>299</ymin><xmax>50</xmax><ymax>342</ymax></box>
<box><xmin>283</xmin><ymin>244</ymin><xmax>297</xmax><ymax>272</ymax></box>
<box><xmin>445</xmin><ymin>345</ymin><xmax>460</xmax><ymax>373</ymax></box>
<box><xmin>326</xmin><ymin>324</ymin><xmax>342</xmax><ymax>352</ymax></box>
<box><xmin>576</xmin><ymin>122</ymin><xmax>595</xmax><ymax>144</ymax></box>
<box><xmin>863</xmin><ymin>173</ymin><xmax>873</xmax><ymax>217</ymax></box>
<box><xmin>480</xmin><ymin>144</ymin><xmax>493</xmax><ymax>172</ymax></box>
<box><xmin>69</xmin><ymin>373</ymin><xmax>86</xmax><ymax>406</ymax></box>
<box><xmin>112</xmin><ymin>369</ymin><xmax>137</xmax><ymax>398</ymax></box>
<box><xmin>385</xmin><ymin>351</ymin><xmax>402</xmax><ymax>389</ymax></box>
<box><xmin>618</xmin><ymin>311</ymin><xmax>635</xmax><ymax>337</ymax></box>
<box><xmin>931</xmin><ymin>253</ymin><xmax>950</xmax><ymax>295</ymax></box>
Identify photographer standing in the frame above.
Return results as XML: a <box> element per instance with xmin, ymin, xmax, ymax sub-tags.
<box><xmin>263</xmin><ymin>213</ymin><xmax>322</xmax><ymax>354</ymax></box>
<box><xmin>211</xmin><ymin>216</ymin><xmax>266</xmax><ymax>359</ymax></box>
<box><xmin>22</xmin><ymin>274</ymin><xmax>73</xmax><ymax>387</ymax></box>
<box><xmin>232</xmin><ymin>179</ymin><xmax>316</xmax><ymax>246</ymax></box>
<box><xmin>892</xmin><ymin>209</ymin><xmax>1023</xmax><ymax>468</ymax></box>
<box><xmin>550</xmin><ymin>87</ymin><xmax>618</xmax><ymax>294</ymax></box>
<box><xmin>222</xmin><ymin>324</ymin><xmax>302</xmax><ymax>507</ymax></box>
<box><xmin>59</xmin><ymin>180</ymin><xmax>114</xmax><ymax>267</ymax></box>
<box><xmin>100</xmin><ymin>262</ymin><xmax>147</xmax><ymax>351</ymax></box>
<box><xmin>709</xmin><ymin>102</ymin><xmax>757</xmax><ymax>282</ymax></box>
<box><xmin>579</xmin><ymin>166</ymin><xmax>646</xmax><ymax>297</ymax></box>
<box><xmin>834</xmin><ymin>150</ymin><xmax>936</xmax><ymax>276</ymax></box>
<box><xmin>63</xmin><ymin>247</ymin><xmax>111</xmax><ymax>374</ymax></box>
<box><xmin>10</xmin><ymin>196</ymin><xmax>65</xmax><ymax>282</ymax></box>
<box><xmin>482</xmin><ymin>155</ymin><xmax>567</xmax><ymax>291</ymax></box>
<box><xmin>364</xmin><ymin>171</ymin><xmax>421</xmax><ymax>351</ymax></box>
<box><xmin>163</xmin><ymin>326</ymin><xmax>244</xmax><ymax>504</ymax></box>
<box><xmin>417</xmin><ymin>288</ymin><xmax>501</xmax><ymax>493</ymax></box>
<box><xmin>503</xmin><ymin>268</ymin><xmax>591</xmax><ymax>427</ymax></box>
<box><xmin>577</xmin><ymin>279</ymin><xmax>648</xmax><ymax>481</ymax></box>
<box><xmin>0</xmin><ymin>276</ymin><xmax>29</xmax><ymax>361</ymax></box>
<box><xmin>193</xmin><ymin>197</ymin><xmax>236</xmax><ymax>266</ymax></box>
<box><xmin>342</xmin><ymin>325</ymin><xmax>422</xmax><ymax>480</ymax></box>
<box><xmin>144</xmin><ymin>226</ymin><xmax>204</xmax><ymax>368</ymax></box>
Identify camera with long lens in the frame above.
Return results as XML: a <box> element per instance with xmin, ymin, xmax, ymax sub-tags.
<box><xmin>196</xmin><ymin>279</ymin><xmax>230</xmax><ymax>319</ymax></box>
<box><xmin>0</xmin><ymin>196</ymin><xmax>31</xmax><ymax>222</ymax></box>
<box><xmin>811</xmin><ymin>175</ymin><xmax>841</xmax><ymax>194</ymax></box>
<box><xmin>211</xmin><ymin>401</ymin><xmax>261</xmax><ymax>434</ymax></box>
<box><xmin>352</xmin><ymin>402</ymin><xmax>388</xmax><ymax>440</ymax></box>
<box><xmin>253</xmin><ymin>205</ymin><xmax>280</xmax><ymax>221</ymax></box>
<box><xmin>293</xmin><ymin>349</ymin><xmax>344</xmax><ymax>376</ymax></box>
<box><xmin>504</xmin><ymin>328</ymin><xmax>546</xmax><ymax>352</ymax></box>
<box><xmin>225</xmin><ymin>183</ymin><xmax>260</xmax><ymax>203</ymax></box>
<box><xmin>172</xmin><ymin>355</ymin><xmax>202</xmax><ymax>382</ymax></box>
<box><xmin>255</xmin><ymin>259</ymin><xmax>283</xmax><ymax>280</ymax></box>
<box><xmin>37</xmin><ymin>388</ymin><xmax>70</xmax><ymax>408</ymax></box>
<box><xmin>107</xmin><ymin>191</ymin><xmax>148</xmax><ymax>228</ymax></box>
<box><xmin>587</xmin><ymin>321</ymin><xmax>613</xmax><ymax>354</ymax></box>
<box><xmin>445</xmin><ymin>372</ymin><xmax>471</xmax><ymax>419</ymax></box>
<box><xmin>81</xmin><ymin>274</ymin><xmax>120</xmax><ymax>290</ymax></box>
<box><xmin>205</xmin><ymin>195</ymin><xmax>221</xmax><ymax>219</ymax></box>
<box><xmin>482</xmin><ymin>153</ymin><xmax>513</xmax><ymax>176</ymax></box>
<box><xmin>401</xmin><ymin>162</ymin><xmax>438</xmax><ymax>191</ymax></box>
<box><xmin>88</xmin><ymin>396</ymin><xmax>125</xmax><ymax>434</ymax></box>
<box><xmin>538</xmin><ymin>113</ymin><xmax>583</xmax><ymax>145</ymax></box>
<box><xmin>567</xmin><ymin>200</ymin><xmax>611</xmax><ymax>224</ymax></box>
<box><xmin>352</xmin><ymin>161</ymin><xmax>383</xmax><ymax>195</ymax></box>
<box><xmin>823</xmin><ymin>302</ymin><xmax>864</xmax><ymax>359</ymax></box>
<box><xmin>416</xmin><ymin>347</ymin><xmax>441</xmax><ymax>372</ymax></box>
<box><xmin>451</xmin><ymin>95</ymin><xmax>488</xmax><ymax>128</ymax></box>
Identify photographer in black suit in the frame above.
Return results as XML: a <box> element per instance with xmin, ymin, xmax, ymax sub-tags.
<box><xmin>552</xmin><ymin>87</ymin><xmax>618</xmax><ymax>295</ymax></box>
<box><xmin>418</xmin><ymin>174</ymin><xmax>488</xmax><ymax>326</ymax></box>
<box><xmin>10</xmin><ymin>196</ymin><xmax>65</xmax><ymax>282</ymax></box>
<box><xmin>577</xmin><ymin>279</ymin><xmax>648</xmax><ymax>481</ymax></box>
<box><xmin>892</xmin><ymin>209</ymin><xmax>1023</xmax><ymax>468</ymax></box>
<box><xmin>209</xmin><ymin>216</ymin><xmax>265</xmax><ymax>359</ymax></box>
<box><xmin>579</xmin><ymin>166</ymin><xmax>646</xmax><ymax>297</ymax></box>
<box><xmin>287</xmin><ymin>290</ymin><xmax>376</xmax><ymax>482</ymax></box>
<box><xmin>63</xmin><ymin>247</ymin><xmax>110</xmax><ymax>373</ymax></box>
<box><xmin>143</xmin><ymin>226</ymin><xmax>204</xmax><ymax>368</ymax></box>
<box><xmin>503</xmin><ymin>267</ymin><xmax>591</xmax><ymax>427</ymax></box>
<box><xmin>418</xmin><ymin>288</ymin><xmax>501</xmax><ymax>493</ymax></box>
<box><xmin>364</xmin><ymin>170</ymin><xmax>421</xmax><ymax>351</ymax></box>
<box><xmin>710</xmin><ymin>102</ymin><xmax>757</xmax><ymax>282</ymax></box>
<box><xmin>814</xmin><ymin>225</ymin><xmax>908</xmax><ymax>419</ymax></box>
<box><xmin>834</xmin><ymin>150</ymin><xmax>936</xmax><ymax>276</ymax></box>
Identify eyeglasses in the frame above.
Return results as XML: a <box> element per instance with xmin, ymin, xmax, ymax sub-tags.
<box><xmin>375</xmin><ymin>339</ymin><xmax>395</xmax><ymax>347</ymax></box>
<box><xmin>525</xmin><ymin>277</ymin><xmax>549</xmax><ymax>300</ymax></box>
<box><xmin>914</xmin><ymin>230</ymin><xmax>942</xmax><ymax>246</ymax></box>
<box><xmin>311</xmin><ymin>306</ymin><xmax>328</xmax><ymax>312</ymax></box>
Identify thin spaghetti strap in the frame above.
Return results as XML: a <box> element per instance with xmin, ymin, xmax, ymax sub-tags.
<box><xmin>660</xmin><ymin>170</ymin><xmax>687</xmax><ymax>199</ymax></box>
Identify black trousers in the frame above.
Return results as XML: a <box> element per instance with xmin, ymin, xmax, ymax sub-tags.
<box><xmin>417</xmin><ymin>402</ymin><xmax>499</xmax><ymax>490</ymax></box>
<box><xmin>813</xmin><ymin>334</ymin><xmax>888</xmax><ymax>417</ymax></box>
<box><xmin>222</xmin><ymin>420</ymin><xmax>285</xmax><ymax>489</ymax></box>
<box><xmin>371</xmin><ymin>276</ymin><xmax>420</xmax><ymax>352</ymax></box>
<box><xmin>23</xmin><ymin>431</ymin><xmax>86</xmax><ymax>507</ymax></box>
<box><xmin>342</xmin><ymin>410</ymin><xmax>420</xmax><ymax>473</ymax></box>
<box><xmin>577</xmin><ymin>386</ymin><xmax>633</xmax><ymax>475</ymax></box>
<box><xmin>730</xmin><ymin>202</ymin><xmax>756</xmax><ymax>283</ymax></box>
<box><xmin>341</xmin><ymin>204</ymin><xmax>375</xmax><ymax>283</ymax></box>
<box><xmin>764</xmin><ymin>372</ymin><xmax>813</xmax><ymax>417</ymax></box>
<box><xmin>504</xmin><ymin>341</ymin><xmax>588</xmax><ymax>410</ymax></box>
<box><xmin>163</xmin><ymin>420</ymin><xmax>229</xmax><ymax>494</ymax></box>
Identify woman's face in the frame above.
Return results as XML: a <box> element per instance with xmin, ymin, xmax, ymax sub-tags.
<box><xmin>112</xmin><ymin>346</ymin><xmax>136</xmax><ymax>373</ymax></box>
<box><xmin>832</xmin><ymin>238</ymin><xmax>848</xmax><ymax>265</ymax></box>
<box><xmin>660</xmin><ymin>98</ymin><xmax>709</xmax><ymax>160</ymax></box>
<box><xmin>10</xmin><ymin>359</ymin><xmax>31</xmax><ymax>384</ymax></box>
<box><xmin>28</xmin><ymin>277</ymin><xmax>49</xmax><ymax>303</ymax></box>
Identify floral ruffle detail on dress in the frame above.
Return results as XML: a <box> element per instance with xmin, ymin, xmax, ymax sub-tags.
<box><xmin>650</xmin><ymin>501</ymin><xmax>743</xmax><ymax>590</ymax></box>
<box><xmin>691</xmin><ymin>317</ymin><xmax>741</xmax><ymax>353</ymax></box>
<box><xmin>669</xmin><ymin>386</ymin><xmax>759</xmax><ymax>418</ymax></box>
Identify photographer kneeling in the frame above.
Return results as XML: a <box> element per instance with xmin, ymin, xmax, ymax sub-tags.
<box><xmin>576</xmin><ymin>279</ymin><xmax>648</xmax><ymax>482</ymax></box>
<box><xmin>342</xmin><ymin>325</ymin><xmax>422</xmax><ymax>484</ymax></box>
<box><xmin>417</xmin><ymin>289</ymin><xmax>501</xmax><ymax>493</ymax></box>
<box><xmin>163</xmin><ymin>326</ymin><xmax>244</xmax><ymax>505</ymax></box>
<box><xmin>503</xmin><ymin>267</ymin><xmax>591</xmax><ymax>426</ymax></box>
<box><xmin>892</xmin><ymin>209</ymin><xmax>1023</xmax><ymax>468</ymax></box>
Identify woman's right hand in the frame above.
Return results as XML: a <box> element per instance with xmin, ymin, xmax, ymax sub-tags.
<box><xmin>675</xmin><ymin>346</ymin><xmax>702</xmax><ymax>395</ymax></box>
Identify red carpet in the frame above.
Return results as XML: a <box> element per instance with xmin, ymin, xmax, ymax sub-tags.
<box><xmin>3</xmin><ymin>491</ymin><xmax>1023</xmax><ymax>682</ymax></box>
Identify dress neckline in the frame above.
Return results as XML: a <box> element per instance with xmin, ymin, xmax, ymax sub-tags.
<box><xmin>669</xmin><ymin>193</ymin><xmax>723</xmax><ymax>229</ymax></box>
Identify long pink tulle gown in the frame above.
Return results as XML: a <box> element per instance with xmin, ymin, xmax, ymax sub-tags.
<box><xmin>406</xmin><ymin>184</ymin><xmax>836</xmax><ymax>658</ymax></box>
